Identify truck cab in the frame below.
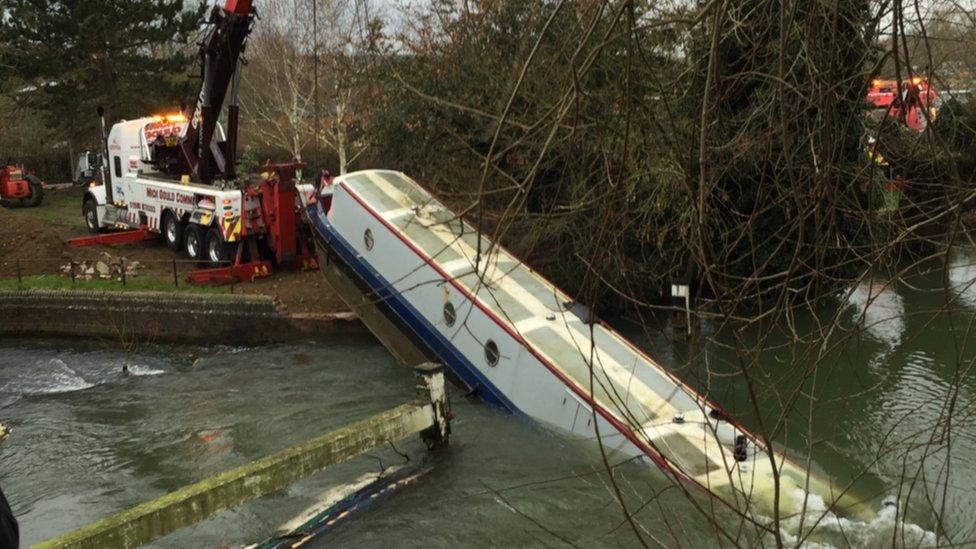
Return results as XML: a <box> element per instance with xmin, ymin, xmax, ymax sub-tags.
<box><xmin>103</xmin><ymin>116</ymin><xmax>227</xmax><ymax>200</ymax></box>
<box><xmin>73</xmin><ymin>151</ymin><xmax>103</xmax><ymax>184</ymax></box>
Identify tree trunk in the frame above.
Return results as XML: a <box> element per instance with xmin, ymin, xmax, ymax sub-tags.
<box><xmin>67</xmin><ymin>139</ymin><xmax>76</xmax><ymax>183</ymax></box>
<box><xmin>335</xmin><ymin>97</ymin><xmax>347</xmax><ymax>174</ymax></box>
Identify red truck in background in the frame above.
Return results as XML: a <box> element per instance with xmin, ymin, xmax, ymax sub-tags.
<box><xmin>867</xmin><ymin>77</ymin><xmax>940</xmax><ymax>132</ymax></box>
<box><xmin>0</xmin><ymin>164</ymin><xmax>44</xmax><ymax>207</ymax></box>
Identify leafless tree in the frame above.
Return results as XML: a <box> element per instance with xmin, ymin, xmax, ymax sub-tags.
<box><xmin>240</xmin><ymin>0</ymin><xmax>379</xmax><ymax>175</ymax></box>
<box><xmin>365</xmin><ymin>0</ymin><xmax>976</xmax><ymax>546</ymax></box>
<box><xmin>240</xmin><ymin>0</ymin><xmax>317</xmax><ymax>174</ymax></box>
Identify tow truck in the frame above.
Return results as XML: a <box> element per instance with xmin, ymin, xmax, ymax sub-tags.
<box><xmin>867</xmin><ymin>76</ymin><xmax>940</xmax><ymax>131</ymax></box>
<box><xmin>78</xmin><ymin>0</ymin><xmax>315</xmax><ymax>283</ymax></box>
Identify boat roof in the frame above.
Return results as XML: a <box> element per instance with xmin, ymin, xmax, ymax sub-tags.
<box><xmin>338</xmin><ymin>170</ymin><xmax>702</xmax><ymax>422</ymax></box>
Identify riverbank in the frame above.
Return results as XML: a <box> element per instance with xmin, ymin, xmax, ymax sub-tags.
<box><xmin>0</xmin><ymin>185</ymin><xmax>348</xmax><ymax>314</ymax></box>
<box><xmin>0</xmin><ymin>289</ymin><xmax>362</xmax><ymax>344</ymax></box>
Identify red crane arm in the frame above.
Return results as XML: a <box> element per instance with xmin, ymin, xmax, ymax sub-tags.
<box><xmin>225</xmin><ymin>0</ymin><xmax>253</xmax><ymax>15</ymax></box>
<box><xmin>178</xmin><ymin>0</ymin><xmax>255</xmax><ymax>183</ymax></box>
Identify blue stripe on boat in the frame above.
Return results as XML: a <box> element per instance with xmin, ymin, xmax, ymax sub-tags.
<box><xmin>308</xmin><ymin>203</ymin><xmax>519</xmax><ymax>413</ymax></box>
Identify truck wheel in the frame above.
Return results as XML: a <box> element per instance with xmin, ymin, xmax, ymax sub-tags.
<box><xmin>23</xmin><ymin>175</ymin><xmax>43</xmax><ymax>207</ymax></box>
<box><xmin>83</xmin><ymin>199</ymin><xmax>102</xmax><ymax>233</ymax></box>
<box><xmin>206</xmin><ymin>226</ymin><xmax>234</xmax><ymax>265</ymax></box>
<box><xmin>162</xmin><ymin>211</ymin><xmax>185</xmax><ymax>251</ymax></box>
<box><xmin>184</xmin><ymin>225</ymin><xmax>205</xmax><ymax>261</ymax></box>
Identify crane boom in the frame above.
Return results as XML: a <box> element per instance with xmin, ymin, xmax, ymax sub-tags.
<box><xmin>154</xmin><ymin>0</ymin><xmax>255</xmax><ymax>184</ymax></box>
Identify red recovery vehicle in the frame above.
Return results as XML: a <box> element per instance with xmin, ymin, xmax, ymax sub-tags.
<box><xmin>866</xmin><ymin>76</ymin><xmax>940</xmax><ymax>132</ymax></box>
<box><xmin>0</xmin><ymin>165</ymin><xmax>44</xmax><ymax>207</ymax></box>
<box><xmin>74</xmin><ymin>0</ymin><xmax>316</xmax><ymax>283</ymax></box>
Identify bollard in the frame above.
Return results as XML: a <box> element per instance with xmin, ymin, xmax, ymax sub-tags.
<box><xmin>121</xmin><ymin>258</ymin><xmax>127</xmax><ymax>287</ymax></box>
<box><xmin>15</xmin><ymin>260</ymin><xmax>21</xmax><ymax>284</ymax></box>
<box><xmin>414</xmin><ymin>362</ymin><xmax>450</xmax><ymax>450</ymax></box>
<box><xmin>670</xmin><ymin>283</ymin><xmax>693</xmax><ymax>338</ymax></box>
<box><xmin>172</xmin><ymin>260</ymin><xmax>179</xmax><ymax>287</ymax></box>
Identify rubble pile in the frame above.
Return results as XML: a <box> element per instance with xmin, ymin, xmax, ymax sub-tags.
<box><xmin>60</xmin><ymin>253</ymin><xmax>142</xmax><ymax>281</ymax></box>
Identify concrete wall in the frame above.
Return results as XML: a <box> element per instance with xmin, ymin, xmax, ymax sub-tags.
<box><xmin>0</xmin><ymin>290</ymin><xmax>365</xmax><ymax>345</ymax></box>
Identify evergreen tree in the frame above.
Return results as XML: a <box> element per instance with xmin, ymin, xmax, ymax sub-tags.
<box><xmin>0</xmin><ymin>0</ymin><xmax>205</xmax><ymax>145</ymax></box>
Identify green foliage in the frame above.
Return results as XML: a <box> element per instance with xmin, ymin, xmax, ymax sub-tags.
<box><xmin>933</xmin><ymin>98</ymin><xmax>976</xmax><ymax>181</ymax></box>
<box><xmin>369</xmin><ymin>0</ymin><xmax>877</xmax><ymax>310</ymax></box>
<box><xmin>860</xmin><ymin>98</ymin><xmax>976</xmax><ymax>250</ymax></box>
<box><xmin>0</xmin><ymin>0</ymin><xmax>205</xmax><ymax>144</ymax></box>
<box><xmin>689</xmin><ymin>0</ymin><xmax>874</xmax><ymax>302</ymax></box>
<box><xmin>237</xmin><ymin>144</ymin><xmax>261</xmax><ymax>176</ymax></box>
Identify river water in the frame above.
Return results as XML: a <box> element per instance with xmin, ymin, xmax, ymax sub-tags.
<box><xmin>2</xmin><ymin>253</ymin><xmax>975</xmax><ymax>547</ymax></box>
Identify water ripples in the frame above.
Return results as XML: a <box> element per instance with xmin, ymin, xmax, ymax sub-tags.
<box><xmin>0</xmin><ymin>358</ymin><xmax>96</xmax><ymax>396</ymax></box>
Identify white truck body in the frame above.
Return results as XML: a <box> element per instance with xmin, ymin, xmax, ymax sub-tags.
<box><xmin>73</xmin><ymin>151</ymin><xmax>102</xmax><ymax>183</ymax></box>
<box><xmin>85</xmin><ymin>115</ymin><xmax>316</xmax><ymax>264</ymax></box>
<box><xmin>87</xmin><ymin>116</ymin><xmax>252</xmax><ymax>243</ymax></box>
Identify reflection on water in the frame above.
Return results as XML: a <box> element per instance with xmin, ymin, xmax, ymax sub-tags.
<box><xmin>949</xmin><ymin>247</ymin><xmax>976</xmax><ymax>308</ymax></box>
<box><xmin>846</xmin><ymin>278</ymin><xmax>905</xmax><ymax>347</ymax></box>
<box><xmin>0</xmin><ymin>338</ymin><xmax>424</xmax><ymax>546</ymax></box>
<box><xmin>805</xmin><ymin>266</ymin><xmax>976</xmax><ymax>545</ymax></box>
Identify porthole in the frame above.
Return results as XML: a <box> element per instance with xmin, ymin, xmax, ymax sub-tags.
<box><xmin>363</xmin><ymin>228</ymin><xmax>374</xmax><ymax>251</ymax></box>
<box><xmin>485</xmin><ymin>339</ymin><xmax>500</xmax><ymax>367</ymax></box>
<box><xmin>443</xmin><ymin>301</ymin><xmax>456</xmax><ymax>327</ymax></box>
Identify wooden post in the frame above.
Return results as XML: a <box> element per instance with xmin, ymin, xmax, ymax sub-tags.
<box><xmin>414</xmin><ymin>362</ymin><xmax>450</xmax><ymax>450</ymax></box>
<box><xmin>670</xmin><ymin>283</ymin><xmax>690</xmax><ymax>337</ymax></box>
<box><xmin>36</xmin><ymin>367</ymin><xmax>451</xmax><ymax>549</ymax></box>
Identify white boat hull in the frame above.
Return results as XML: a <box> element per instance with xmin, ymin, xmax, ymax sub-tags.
<box><xmin>308</xmin><ymin>170</ymin><xmax>874</xmax><ymax>522</ymax></box>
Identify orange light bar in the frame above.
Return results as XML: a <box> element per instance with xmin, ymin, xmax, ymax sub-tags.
<box><xmin>150</xmin><ymin>113</ymin><xmax>187</xmax><ymax>124</ymax></box>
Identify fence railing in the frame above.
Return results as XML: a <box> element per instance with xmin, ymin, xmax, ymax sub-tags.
<box><xmin>11</xmin><ymin>153</ymin><xmax>72</xmax><ymax>184</ymax></box>
<box><xmin>0</xmin><ymin>257</ymin><xmax>237</xmax><ymax>291</ymax></box>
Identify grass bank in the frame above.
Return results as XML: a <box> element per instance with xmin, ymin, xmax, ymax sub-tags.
<box><xmin>0</xmin><ymin>274</ymin><xmax>229</xmax><ymax>294</ymax></box>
